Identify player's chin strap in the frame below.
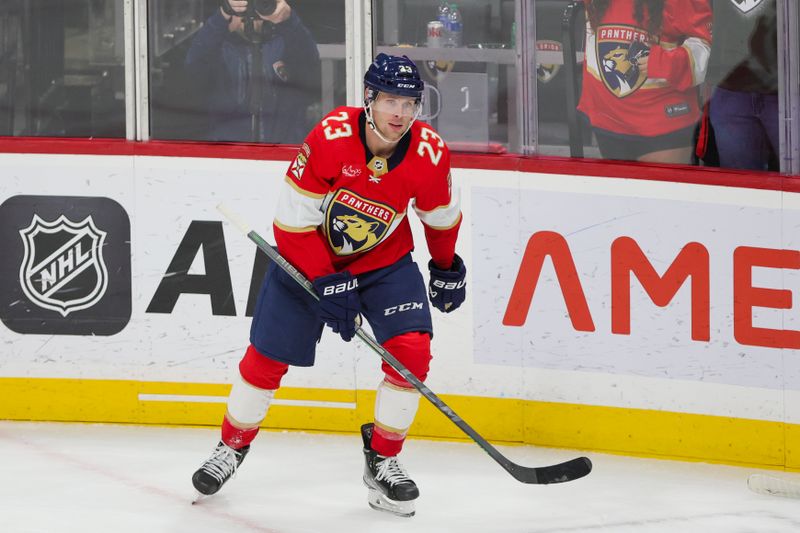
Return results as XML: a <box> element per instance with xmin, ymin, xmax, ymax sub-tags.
<box><xmin>364</xmin><ymin>97</ymin><xmax>422</xmax><ymax>145</ymax></box>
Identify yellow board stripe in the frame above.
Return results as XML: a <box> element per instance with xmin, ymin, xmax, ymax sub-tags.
<box><xmin>1</xmin><ymin>377</ymin><xmax>798</xmax><ymax>470</ymax></box>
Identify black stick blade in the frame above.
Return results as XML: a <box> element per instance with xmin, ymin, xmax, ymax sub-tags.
<box><xmin>509</xmin><ymin>456</ymin><xmax>592</xmax><ymax>484</ymax></box>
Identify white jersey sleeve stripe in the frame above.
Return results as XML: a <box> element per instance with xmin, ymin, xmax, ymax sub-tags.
<box><xmin>273</xmin><ymin>220</ymin><xmax>317</xmax><ymax>233</ymax></box>
<box><xmin>413</xmin><ymin>189</ymin><xmax>462</xmax><ymax>229</ymax></box>
<box><xmin>274</xmin><ymin>177</ymin><xmax>325</xmax><ymax>230</ymax></box>
<box><xmin>682</xmin><ymin>37</ymin><xmax>711</xmax><ymax>86</ymax></box>
<box><xmin>283</xmin><ymin>176</ymin><xmax>326</xmax><ymax>199</ymax></box>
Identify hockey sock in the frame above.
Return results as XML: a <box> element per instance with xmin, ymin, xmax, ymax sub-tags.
<box><xmin>222</xmin><ymin>374</ymin><xmax>274</xmax><ymax>448</ymax></box>
<box><xmin>372</xmin><ymin>380</ymin><xmax>421</xmax><ymax>456</ymax></box>
<box><xmin>379</xmin><ymin>332</ymin><xmax>432</xmax><ymax>385</ymax></box>
<box><xmin>221</xmin><ymin>345</ymin><xmax>290</xmax><ymax>449</ymax></box>
<box><xmin>372</xmin><ymin>332</ymin><xmax>430</xmax><ymax>456</ymax></box>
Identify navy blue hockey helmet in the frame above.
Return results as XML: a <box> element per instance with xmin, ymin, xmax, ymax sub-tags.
<box><xmin>364</xmin><ymin>53</ymin><xmax>424</xmax><ymax>100</ymax></box>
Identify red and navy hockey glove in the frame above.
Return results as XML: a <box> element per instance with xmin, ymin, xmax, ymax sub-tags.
<box><xmin>312</xmin><ymin>271</ymin><xmax>361</xmax><ymax>342</ymax></box>
<box><xmin>427</xmin><ymin>254</ymin><xmax>466</xmax><ymax>313</ymax></box>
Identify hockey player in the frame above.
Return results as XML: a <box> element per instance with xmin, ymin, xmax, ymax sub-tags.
<box><xmin>192</xmin><ymin>53</ymin><xmax>465</xmax><ymax>518</ymax></box>
<box><xmin>577</xmin><ymin>0</ymin><xmax>712</xmax><ymax>163</ymax></box>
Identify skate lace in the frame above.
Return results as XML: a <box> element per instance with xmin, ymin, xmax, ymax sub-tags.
<box><xmin>375</xmin><ymin>456</ymin><xmax>412</xmax><ymax>487</ymax></box>
<box><xmin>202</xmin><ymin>444</ymin><xmax>241</xmax><ymax>483</ymax></box>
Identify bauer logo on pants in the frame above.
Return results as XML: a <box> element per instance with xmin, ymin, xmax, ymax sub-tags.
<box><xmin>0</xmin><ymin>195</ymin><xmax>131</xmax><ymax>336</ymax></box>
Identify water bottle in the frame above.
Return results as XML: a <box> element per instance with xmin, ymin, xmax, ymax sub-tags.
<box><xmin>437</xmin><ymin>1</ymin><xmax>451</xmax><ymax>46</ymax></box>
<box><xmin>448</xmin><ymin>3</ymin><xmax>462</xmax><ymax>48</ymax></box>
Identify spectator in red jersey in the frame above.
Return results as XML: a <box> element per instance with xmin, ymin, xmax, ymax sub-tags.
<box><xmin>191</xmin><ymin>54</ymin><xmax>466</xmax><ymax>518</ymax></box>
<box><xmin>577</xmin><ymin>0</ymin><xmax>712</xmax><ymax>163</ymax></box>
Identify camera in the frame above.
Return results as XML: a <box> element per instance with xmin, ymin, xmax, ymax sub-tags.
<box><xmin>251</xmin><ymin>0</ymin><xmax>277</xmax><ymax>17</ymax></box>
<box><xmin>221</xmin><ymin>0</ymin><xmax>277</xmax><ymax>19</ymax></box>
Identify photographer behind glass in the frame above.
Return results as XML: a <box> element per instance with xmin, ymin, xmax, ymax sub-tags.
<box><xmin>184</xmin><ymin>0</ymin><xmax>320</xmax><ymax>143</ymax></box>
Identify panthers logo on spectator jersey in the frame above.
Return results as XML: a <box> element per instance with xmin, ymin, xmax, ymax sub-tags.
<box><xmin>536</xmin><ymin>40</ymin><xmax>562</xmax><ymax>83</ymax></box>
<box><xmin>731</xmin><ymin>0</ymin><xmax>763</xmax><ymax>13</ymax></box>
<box><xmin>596</xmin><ymin>25</ymin><xmax>649</xmax><ymax>98</ymax></box>
<box><xmin>325</xmin><ymin>189</ymin><xmax>397</xmax><ymax>255</ymax></box>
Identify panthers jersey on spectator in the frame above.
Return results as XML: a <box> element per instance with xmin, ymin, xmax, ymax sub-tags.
<box><xmin>273</xmin><ymin>106</ymin><xmax>461</xmax><ymax>280</ymax></box>
<box><xmin>578</xmin><ymin>0</ymin><xmax>712</xmax><ymax>136</ymax></box>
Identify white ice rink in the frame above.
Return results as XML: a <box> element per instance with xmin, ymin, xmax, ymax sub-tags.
<box><xmin>2</xmin><ymin>421</ymin><xmax>800</xmax><ymax>533</ymax></box>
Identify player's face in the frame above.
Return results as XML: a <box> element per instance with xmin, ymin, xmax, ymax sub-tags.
<box><xmin>371</xmin><ymin>92</ymin><xmax>420</xmax><ymax>141</ymax></box>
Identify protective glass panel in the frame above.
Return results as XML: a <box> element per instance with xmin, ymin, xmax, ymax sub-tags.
<box><xmin>0</xmin><ymin>0</ymin><xmax>126</xmax><ymax>138</ymax></box>
<box><xmin>538</xmin><ymin>0</ymin><xmax>781</xmax><ymax>172</ymax></box>
<box><xmin>373</xmin><ymin>0</ymin><xmax>518</xmax><ymax>153</ymax></box>
<box><xmin>148</xmin><ymin>0</ymin><xmax>345</xmax><ymax>143</ymax></box>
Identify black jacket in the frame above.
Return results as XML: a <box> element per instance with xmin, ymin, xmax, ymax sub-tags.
<box><xmin>185</xmin><ymin>11</ymin><xmax>321</xmax><ymax>143</ymax></box>
<box><xmin>708</xmin><ymin>0</ymin><xmax>777</xmax><ymax>93</ymax></box>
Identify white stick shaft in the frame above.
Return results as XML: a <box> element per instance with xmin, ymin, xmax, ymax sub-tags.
<box><xmin>216</xmin><ymin>203</ymin><xmax>252</xmax><ymax>235</ymax></box>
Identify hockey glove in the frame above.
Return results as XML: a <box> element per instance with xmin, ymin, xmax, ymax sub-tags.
<box><xmin>312</xmin><ymin>271</ymin><xmax>361</xmax><ymax>342</ymax></box>
<box><xmin>428</xmin><ymin>254</ymin><xmax>466</xmax><ymax>313</ymax></box>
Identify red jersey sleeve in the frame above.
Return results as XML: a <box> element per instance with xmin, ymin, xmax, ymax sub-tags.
<box><xmin>648</xmin><ymin>0</ymin><xmax>712</xmax><ymax>91</ymax></box>
<box><xmin>410</xmin><ymin>126</ymin><xmax>462</xmax><ymax>269</ymax></box>
<box><xmin>273</xmin><ymin>116</ymin><xmax>340</xmax><ymax>280</ymax></box>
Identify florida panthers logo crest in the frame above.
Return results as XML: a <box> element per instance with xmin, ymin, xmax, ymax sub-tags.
<box><xmin>731</xmin><ymin>0</ymin><xmax>764</xmax><ymax>13</ymax></box>
<box><xmin>19</xmin><ymin>214</ymin><xmax>108</xmax><ymax>316</ymax></box>
<box><xmin>325</xmin><ymin>190</ymin><xmax>396</xmax><ymax>255</ymax></box>
<box><xmin>597</xmin><ymin>25</ymin><xmax>650</xmax><ymax>98</ymax></box>
<box><xmin>536</xmin><ymin>40</ymin><xmax>562</xmax><ymax>83</ymax></box>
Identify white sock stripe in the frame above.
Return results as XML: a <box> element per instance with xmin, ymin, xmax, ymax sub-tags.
<box><xmin>374</xmin><ymin>380</ymin><xmax>420</xmax><ymax>432</ymax></box>
<box><xmin>227</xmin><ymin>374</ymin><xmax>275</xmax><ymax>425</ymax></box>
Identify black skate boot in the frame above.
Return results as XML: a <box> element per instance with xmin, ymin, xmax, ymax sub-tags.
<box><xmin>192</xmin><ymin>441</ymin><xmax>250</xmax><ymax>496</ymax></box>
<box><xmin>361</xmin><ymin>423</ymin><xmax>419</xmax><ymax>517</ymax></box>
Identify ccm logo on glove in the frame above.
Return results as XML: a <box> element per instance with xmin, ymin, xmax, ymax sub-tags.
<box><xmin>322</xmin><ymin>279</ymin><xmax>358</xmax><ymax>296</ymax></box>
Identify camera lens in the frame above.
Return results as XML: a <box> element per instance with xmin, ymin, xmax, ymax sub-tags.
<box><xmin>254</xmin><ymin>0</ymin><xmax>277</xmax><ymax>16</ymax></box>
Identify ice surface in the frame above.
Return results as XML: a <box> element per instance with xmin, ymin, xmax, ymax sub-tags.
<box><xmin>1</xmin><ymin>421</ymin><xmax>799</xmax><ymax>532</ymax></box>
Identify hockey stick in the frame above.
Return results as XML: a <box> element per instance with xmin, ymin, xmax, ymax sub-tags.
<box><xmin>748</xmin><ymin>474</ymin><xmax>800</xmax><ymax>499</ymax></box>
<box><xmin>217</xmin><ymin>204</ymin><xmax>592</xmax><ymax>484</ymax></box>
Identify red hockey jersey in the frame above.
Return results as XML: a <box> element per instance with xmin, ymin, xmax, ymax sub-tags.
<box><xmin>273</xmin><ymin>106</ymin><xmax>461</xmax><ymax>280</ymax></box>
<box><xmin>577</xmin><ymin>0</ymin><xmax>712</xmax><ymax>136</ymax></box>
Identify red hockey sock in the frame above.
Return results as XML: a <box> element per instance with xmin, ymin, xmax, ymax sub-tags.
<box><xmin>371</xmin><ymin>423</ymin><xmax>406</xmax><ymax>457</ymax></box>
<box><xmin>221</xmin><ymin>416</ymin><xmax>259</xmax><ymax>449</ymax></box>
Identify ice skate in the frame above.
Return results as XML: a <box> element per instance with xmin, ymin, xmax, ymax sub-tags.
<box><xmin>361</xmin><ymin>423</ymin><xmax>418</xmax><ymax>517</ymax></box>
<box><xmin>192</xmin><ymin>441</ymin><xmax>250</xmax><ymax>497</ymax></box>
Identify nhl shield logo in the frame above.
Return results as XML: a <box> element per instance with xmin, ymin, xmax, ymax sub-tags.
<box><xmin>596</xmin><ymin>25</ymin><xmax>650</xmax><ymax>98</ymax></box>
<box><xmin>19</xmin><ymin>214</ymin><xmax>109</xmax><ymax>317</ymax></box>
<box><xmin>731</xmin><ymin>0</ymin><xmax>764</xmax><ymax>13</ymax></box>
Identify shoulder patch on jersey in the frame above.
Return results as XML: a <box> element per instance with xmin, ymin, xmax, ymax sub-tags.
<box><xmin>325</xmin><ymin>189</ymin><xmax>397</xmax><ymax>256</ymax></box>
<box><xmin>301</xmin><ymin>143</ymin><xmax>311</xmax><ymax>158</ymax></box>
<box><xmin>289</xmin><ymin>151</ymin><xmax>307</xmax><ymax>181</ymax></box>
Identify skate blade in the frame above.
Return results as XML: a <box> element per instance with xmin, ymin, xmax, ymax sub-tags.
<box><xmin>191</xmin><ymin>491</ymin><xmax>209</xmax><ymax>505</ymax></box>
<box><xmin>367</xmin><ymin>488</ymin><xmax>415</xmax><ymax>518</ymax></box>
